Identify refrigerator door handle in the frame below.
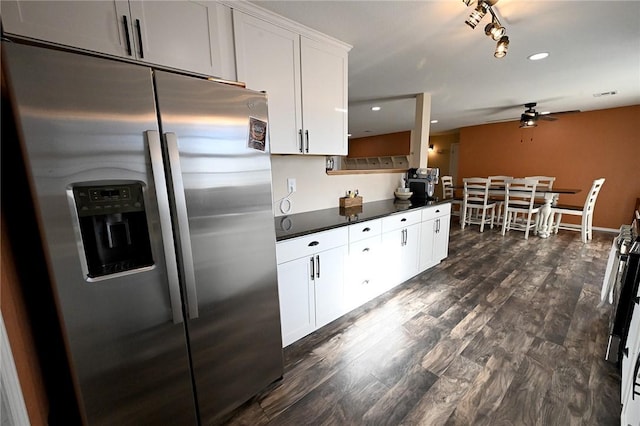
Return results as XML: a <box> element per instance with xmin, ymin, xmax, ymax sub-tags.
<box><xmin>165</xmin><ymin>132</ymin><xmax>199</xmax><ymax>320</ymax></box>
<box><xmin>146</xmin><ymin>130</ymin><xmax>184</xmax><ymax>324</ymax></box>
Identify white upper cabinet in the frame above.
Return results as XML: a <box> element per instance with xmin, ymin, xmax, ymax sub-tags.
<box><xmin>1</xmin><ymin>0</ymin><xmax>236</xmax><ymax>80</ymax></box>
<box><xmin>233</xmin><ymin>10</ymin><xmax>349</xmax><ymax>155</ymax></box>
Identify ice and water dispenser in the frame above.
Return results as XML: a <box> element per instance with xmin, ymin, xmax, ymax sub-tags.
<box><xmin>72</xmin><ymin>182</ymin><xmax>154</xmax><ymax>279</ymax></box>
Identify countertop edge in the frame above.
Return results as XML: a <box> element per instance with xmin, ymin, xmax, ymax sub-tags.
<box><xmin>275</xmin><ymin>198</ymin><xmax>452</xmax><ymax>242</ymax></box>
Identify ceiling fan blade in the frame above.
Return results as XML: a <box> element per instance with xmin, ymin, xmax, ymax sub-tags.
<box><xmin>539</xmin><ymin>109</ymin><xmax>581</xmax><ymax>121</ymax></box>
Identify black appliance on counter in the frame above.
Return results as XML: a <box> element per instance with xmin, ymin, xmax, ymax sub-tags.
<box><xmin>407</xmin><ymin>167</ymin><xmax>439</xmax><ymax>200</ymax></box>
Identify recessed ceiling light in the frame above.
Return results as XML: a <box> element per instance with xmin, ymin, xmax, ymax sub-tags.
<box><xmin>528</xmin><ymin>52</ymin><xmax>549</xmax><ymax>61</ymax></box>
<box><xmin>371</xmin><ymin>106</ymin><xmax>381</xmax><ymax>111</ymax></box>
<box><xmin>430</xmin><ymin>119</ymin><xmax>438</xmax><ymax>124</ymax></box>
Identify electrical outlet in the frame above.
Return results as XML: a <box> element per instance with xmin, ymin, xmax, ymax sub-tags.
<box><xmin>287</xmin><ymin>178</ymin><xmax>296</xmax><ymax>193</ymax></box>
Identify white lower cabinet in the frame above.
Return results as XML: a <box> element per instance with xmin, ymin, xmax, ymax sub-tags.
<box><xmin>419</xmin><ymin>203</ymin><xmax>452</xmax><ymax>271</ymax></box>
<box><xmin>381</xmin><ymin>211</ymin><xmax>422</xmax><ymax>289</ymax></box>
<box><xmin>275</xmin><ymin>204</ymin><xmax>452</xmax><ymax>347</ymax></box>
<box><xmin>276</xmin><ymin>227</ymin><xmax>347</xmax><ymax>347</ymax></box>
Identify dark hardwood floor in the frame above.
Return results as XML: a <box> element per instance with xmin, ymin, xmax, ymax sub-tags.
<box><xmin>221</xmin><ymin>220</ymin><xmax>622</xmax><ymax>425</ymax></box>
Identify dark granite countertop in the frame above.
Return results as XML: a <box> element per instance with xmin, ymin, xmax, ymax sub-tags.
<box><xmin>275</xmin><ymin>198</ymin><xmax>451</xmax><ymax>241</ymax></box>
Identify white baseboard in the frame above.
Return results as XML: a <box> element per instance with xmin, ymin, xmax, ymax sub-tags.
<box><xmin>556</xmin><ymin>222</ymin><xmax>619</xmax><ymax>234</ymax></box>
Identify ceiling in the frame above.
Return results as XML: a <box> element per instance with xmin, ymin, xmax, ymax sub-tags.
<box><xmin>249</xmin><ymin>0</ymin><xmax>640</xmax><ymax>138</ymax></box>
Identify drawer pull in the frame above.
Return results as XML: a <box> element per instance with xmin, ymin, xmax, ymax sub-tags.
<box><xmin>362</xmin><ymin>280</ymin><xmax>370</xmax><ymax>285</ymax></box>
<box><xmin>362</xmin><ymin>227</ymin><xmax>371</xmax><ymax>232</ymax></box>
<box><xmin>436</xmin><ymin>209</ymin><xmax>440</xmax><ymax>213</ymax></box>
<box><xmin>308</xmin><ymin>241</ymin><xmax>320</xmax><ymax>247</ymax></box>
<box><xmin>401</xmin><ymin>218</ymin><xmax>407</xmax><ymax>222</ymax></box>
<box><xmin>362</xmin><ymin>248</ymin><xmax>370</xmax><ymax>253</ymax></box>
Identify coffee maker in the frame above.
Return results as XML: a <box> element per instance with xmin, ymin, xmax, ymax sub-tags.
<box><xmin>407</xmin><ymin>168</ymin><xmax>440</xmax><ymax>200</ymax></box>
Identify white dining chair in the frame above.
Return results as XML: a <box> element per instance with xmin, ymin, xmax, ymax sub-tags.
<box><xmin>525</xmin><ymin>176</ymin><xmax>556</xmax><ymax>190</ymax></box>
<box><xmin>488</xmin><ymin>175</ymin><xmax>512</xmax><ymax>227</ymax></box>
<box><xmin>551</xmin><ymin>178</ymin><xmax>605</xmax><ymax>243</ymax></box>
<box><xmin>501</xmin><ymin>178</ymin><xmax>541</xmax><ymax>240</ymax></box>
<box><xmin>441</xmin><ymin>175</ymin><xmax>462</xmax><ymax>217</ymax></box>
<box><xmin>462</xmin><ymin>177</ymin><xmax>496</xmax><ymax>232</ymax></box>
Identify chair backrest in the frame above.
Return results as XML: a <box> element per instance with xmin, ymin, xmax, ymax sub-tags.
<box><xmin>463</xmin><ymin>177</ymin><xmax>491</xmax><ymax>206</ymax></box>
<box><xmin>525</xmin><ymin>176</ymin><xmax>556</xmax><ymax>190</ymax></box>
<box><xmin>504</xmin><ymin>178</ymin><xmax>538</xmax><ymax>210</ymax></box>
<box><xmin>583</xmin><ymin>178</ymin><xmax>606</xmax><ymax>215</ymax></box>
<box><xmin>488</xmin><ymin>176</ymin><xmax>513</xmax><ymax>187</ymax></box>
<box><xmin>441</xmin><ymin>175</ymin><xmax>454</xmax><ymax>199</ymax></box>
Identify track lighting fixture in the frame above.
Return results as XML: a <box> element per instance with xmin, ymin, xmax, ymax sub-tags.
<box><xmin>465</xmin><ymin>2</ymin><xmax>488</xmax><ymax>29</ymax></box>
<box><xmin>494</xmin><ymin>35</ymin><xmax>509</xmax><ymax>58</ymax></box>
<box><xmin>462</xmin><ymin>0</ymin><xmax>510</xmax><ymax>58</ymax></box>
<box><xmin>484</xmin><ymin>20</ymin><xmax>505</xmax><ymax>41</ymax></box>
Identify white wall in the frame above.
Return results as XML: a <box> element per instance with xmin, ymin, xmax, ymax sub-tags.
<box><xmin>270</xmin><ymin>155</ymin><xmax>404</xmax><ymax>216</ymax></box>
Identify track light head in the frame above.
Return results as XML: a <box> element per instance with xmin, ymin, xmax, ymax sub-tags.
<box><xmin>484</xmin><ymin>21</ymin><xmax>506</xmax><ymax>41</ymax></box>
<box><xmin>494</xmin><ymin>35</ymin><xmax>509</xmax><ymax>58</ymax></box>
<box><xmin>465</xmin><ymin>2</ymin><xmax>488</xmax><ymax>29</ymax></box>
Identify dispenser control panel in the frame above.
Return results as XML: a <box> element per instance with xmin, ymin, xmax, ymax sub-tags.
<box><xmin>72</xmin><ymin>182</ymin><xmax>153</xmax><ymax>279</ymax></box>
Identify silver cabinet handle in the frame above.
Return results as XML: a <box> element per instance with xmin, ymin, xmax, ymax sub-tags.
<box><xmin>146</xmin><ymin>131</ymin><xmax>183</xmax><ymax>324</ymax></box>
<box><xmin>310</xmin><ymin>256</ymin><xmax>315</xmax><ymax>280</ymax></box>
<box><xmin>122</xmin><ymin>15</ymin><xmax>132</xmax><ymax>56</ymax></box>
<box><xmin>305</xmin><ymin>130</ymin><xmax>310</xmax><ymax>153</ymax></box>
<box><xmin>165</xmin><ymin>132</ymin><xmax>199</xmax><ymax>319</ymax></box>
<box><xmin>362</xmin><ymin>247</ymin><xmax>370</xmax><ymax>253</ymax></box>
<box><xmin>298</xmin><ymin>129</ymin><xmax>304</xmax><ymax>153</ymax></box>
<box><xmin>362</xmin><ymin>227</ymin><xmax>371</xmax><ymax>232</ymax></box>
<box><xmin>316</xmin><ymin>254</ymin><xmax>320</xmax><ymax>278</ymax></box>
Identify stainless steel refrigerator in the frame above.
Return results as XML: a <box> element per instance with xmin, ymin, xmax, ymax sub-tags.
<box><xmin>3</xmin><ymin>42</ymin><xmax>283</xmax><ymax>425</ymax></box>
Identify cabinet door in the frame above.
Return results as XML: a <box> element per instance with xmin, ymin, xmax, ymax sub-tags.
<box><xmin>381</xmin><ymin>225</ymin><xmax>419</xmax><ymax>291</ymax></box>
<box><xmin>300</xmin><ymin>36</ymin><xmax>349</xmax><ymax>155</ymax></box>
<box><xmin>277</xmin><ymin>257</ymin><xmax>315</xmax><ymax>347</ymax></box>
<box><xmin>400</xmin><ymin>224</ymin><xmax>420</xmax><ymax>283</ymax></box>
<box><xmin>1</xmin><ymin>0</ymin><xmax>131</xmax><ymax>57</ymax></box>
<box><xmin>419</xmin><ymin>219</ymin><xmax>436</xmax><ymax>271</ymax></box>
<box><xmin>233</xmin><ymin>11</ymin><xmax>303</xmax><ymax>154</ymax></box>
<box><xmin>314</xmin><ymin>245</ymin><xmax>346</xmax><ymax>329</ymax></box>
<box><xmin>129</xmin><ymin>1</ymin><xmax>234</xmax><ymax>78</ymax></box>
<box><xmin>433</xmin><ymin>214</ymin><xmax>451</xmax><ymax>262</ymax></box>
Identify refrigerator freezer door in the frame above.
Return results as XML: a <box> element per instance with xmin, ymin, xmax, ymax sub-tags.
<box><xmin>3</xmin><ymin>43</ymin><xmax>197</xmax><ymax>424</ymax></box>
<box><xmin>154</xmin><ymin>71</ymin><xmax>284</xmax><ymax>423</ymax></box>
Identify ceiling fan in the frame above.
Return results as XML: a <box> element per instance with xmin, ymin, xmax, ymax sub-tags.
<box><xmin>483</xmin><ymin>102</ymin><xmax>580</xmax><ymax>127</ymax></box>
<box><xmin>518</xmin><ymin>102</ymin><xmax>580</xmax><ymax>128</ymax></box>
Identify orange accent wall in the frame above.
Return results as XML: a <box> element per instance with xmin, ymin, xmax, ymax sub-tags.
<box><xmin>458</xmin><ymin>105</ymin><xmax>640</xmax><ymax>229</ymax></box>
<box><xmin>348</xmin><ymin>131</ymin><xmax>411</xmax><ymax>157</ymax></box>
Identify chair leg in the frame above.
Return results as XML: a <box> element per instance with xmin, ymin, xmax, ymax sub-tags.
<box><xmin>581</xmin><ymin>214</ymin><xmax>588</xmax><ymax>243</ymax></box>
<box><xmin>501</xmin><ymin>209</ymin><xmax>508</xmax><ymax>236</ymax></box>
<box><xmin>461</xmin><ymin>205</ymin><xmax>467</xmax><ymax>229</ymax></box>
<box><xmin>524</xmin><ymin>212</ymin><xmax>533</xmax><ymax>240</ymax></box>
<box><xmin>490</xmin><ymin>207</ymin><xmax>495</xmax><ymax>229</ymax></box>
<box><xmin>554</xmin><ymin>213</ymin><xmax>562</xmax><ymax>234</ymax></box>
<box><xmin>480</xmin><ymin>209</ymin><xmax>486</xmax><ymax>233</ymax></box>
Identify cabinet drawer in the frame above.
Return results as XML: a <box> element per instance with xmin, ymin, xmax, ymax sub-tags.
<box><xmin>422</xmin><ymin>203</ymin><xmax>452</xmax><ymax>222</ymax></box>
<box><xmin>276</xmin><ymin>226</ymin><xmax>348</xmax><ymax>264</ymax></box>
<box><xmin>348</xmin><ymin>218</ymin><xmax>382</xmax><ymax>243</ymax></box>
<box><xmin>381</xmin><ymin>210</ymin><xmax>422</xmax><ymax>233</ymax></box>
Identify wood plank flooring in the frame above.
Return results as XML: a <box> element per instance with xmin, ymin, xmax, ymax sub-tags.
<box><xmin>220</xmin><ymin>221</ymin><xmax>622</xmax><ymax>425</ymax></box>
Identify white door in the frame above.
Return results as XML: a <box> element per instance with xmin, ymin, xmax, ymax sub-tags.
<box><xmin>1</xmin><ymin>0</ymin><xmax>131</xmax><ymax>58</ymax></box>
<box><xmin>129</xmin><ymin>1</ymin><xmax>231</xmax><ymax>77</ymax></box>
<box><xmin>449</xmin><ymin>142</ymin><xmax>460</xmax><ymax>183</ymax></box>
<box><xmin>276</xmin><ymin>257</ymin><xmax>315</xmax><ymax>347</ymax></box>
<box><xmin>314</xmin><ymin>246</ymin><xmax>346</xmax><ymax>328</ymax></box>
<box><xmin>233</xmin><ymin>11</ymin><xmax>303</xmax><ymax>154</ymax></box>
<box><xmin>300</xmin><ymin>36</ymin><xmax>348</xmax><ymax>155</ymax></box>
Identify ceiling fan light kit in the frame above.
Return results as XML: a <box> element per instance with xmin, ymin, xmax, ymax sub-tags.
<box><xmin>463</xmin><ymin>0</ymin><xmax>509</xmax><ymax>58</ymax></box>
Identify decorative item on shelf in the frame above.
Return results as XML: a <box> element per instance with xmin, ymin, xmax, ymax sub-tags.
<box><xmin>394</xmin><ymin>190</ymin><xmax>413</xmax><ymax>200</ymax></box>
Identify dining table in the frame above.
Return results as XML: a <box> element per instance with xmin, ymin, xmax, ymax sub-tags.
<box><xmin>454</xmin><ymin>184</ymin><xmax>582</xmax><ymax>238</ymax></box>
